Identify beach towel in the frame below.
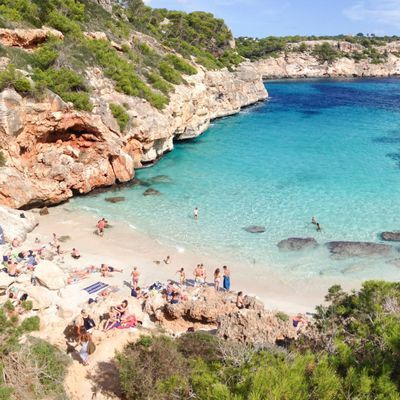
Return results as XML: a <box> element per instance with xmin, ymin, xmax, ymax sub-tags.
<box><xmin>117</xmin><ymin>315</ymin><xmax>137</xmax><ymax>330</ymax></box>
<box><xmin>83</xmin><ymin>281</ymin><xmax>109</xmax><ymax>295</ymax></box>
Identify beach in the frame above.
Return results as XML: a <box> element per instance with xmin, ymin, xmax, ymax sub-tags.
<box><xmin>26</xmin><ymin>204</ymin><xmax>361</xmax><ymax>315</ymax></box>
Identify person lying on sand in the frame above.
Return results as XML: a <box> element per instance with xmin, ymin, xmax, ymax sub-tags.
<box><xmin>11</xmin><ymin>238</ymin><xmax>20</xmax><ymax>248</ymax></box>
<box><xmin>71</xmin><ymin>248</ymin><xmax>81</xmax><ymax>259</ymax></box>
<box><xmin>100</xmin><ymin>263</ymin><xmax>123</xmax><ymax>277</ymax></box>
<box><xmin>6</xmin><ymin>261</ymin><xmax>21</xmax><ymax>277</ymax></box>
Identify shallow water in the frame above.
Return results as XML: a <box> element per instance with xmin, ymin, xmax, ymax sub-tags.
<box><xmin>71</xmin><ymin>79</ymin><xmax>400</xmax><ymax>282</ymax></box>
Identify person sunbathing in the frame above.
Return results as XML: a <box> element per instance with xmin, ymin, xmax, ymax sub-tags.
<box><xmin>103</xmin><ymin>307</ymin><xmax>120</xmax><ymax>331</ymax></box>
<box><xmin>7</xmin><ymin>261</ymin><xmax>21</xmax><ymax>277</ymax></box>
<box><xmin>100</xmin><ymin>263</ymin><xmax>123</xmax><ymax>277</ymax></box>
<box><xmin>11</xmin><ymin>238</ymin><xmax>20</xmax><ymax>248</ymax></box>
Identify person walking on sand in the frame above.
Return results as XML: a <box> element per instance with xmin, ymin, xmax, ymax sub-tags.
<box><xmin>131</xmin><ymin>267</ymin><xmax>140</xmax><ymax>289</ymax></box>
<box><xmin>214</xmin><ymin>268</ymin><xmax>221</xmax><ymax>291</ymax></box>
<box><xmin>177</xmin><ymin>267</ymin><xmax>186</xmax><ymax>286</ymax></box>
<box><xmin>97</xmin><ymin>218</ymin><xmax>107</xmax><ymax>237</ymax></box>
<box><xmin>77</xmin><ymin>328</ymin><xmax>94</xmax><ymax>366</ymax></box>
<box><xmin>193</xmin><ymin>207</ymin><xmax>199</xmax><ymax>220</ymax></box>
<box><xmin>193</xmin><ymin>264</ymin><xmax>202</xmax><ymax>287</ymax></box>
<box><xmin>223</xmin><ymin>265</ymin><xmax>231</xmax><ymax>291</ymax></box>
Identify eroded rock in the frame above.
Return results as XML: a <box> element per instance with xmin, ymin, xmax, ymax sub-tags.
<box><xmin>381</xmin><ymin>232</ymin><xmax>400</xmax><ymax>242</ymax></box>
<box><xmin>325</xmin><ymin>241</ymin><xmax>393</xmax><ymax>259</ymax></box>
<box><xmin>0</xmin><ymin>205</ymin><xmax>38</xmax><ymax>242</ymax></box>
<box><xmin>278</xmin><ymin>237</ymin><xmax>318</xmax><ymax>251</ymax></box>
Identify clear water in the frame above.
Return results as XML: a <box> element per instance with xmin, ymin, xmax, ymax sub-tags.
<box><xmin>70</xmin><ymin>79</ymin><xmax>400</xmax><ymax>281</ymax></box>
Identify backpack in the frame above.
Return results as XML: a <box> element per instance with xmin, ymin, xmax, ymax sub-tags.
<box><xmin>88</xmin><ymin>340</ymin><xmax>96</xmax><ymax>355</ymax></box>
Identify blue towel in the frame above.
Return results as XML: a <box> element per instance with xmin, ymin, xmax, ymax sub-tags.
<box><xmin>83</xmin><ymin>281</ymin><xmax>109</xmax><ymax>294</ymax></box>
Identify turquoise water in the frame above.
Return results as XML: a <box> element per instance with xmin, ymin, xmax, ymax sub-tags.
<box><xmin>71</xmin><ymin>79</ymin><xmax>400</xmax><ymax>280</ymax></box>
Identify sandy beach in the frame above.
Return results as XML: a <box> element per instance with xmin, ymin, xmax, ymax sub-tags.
<box><xmin>25</xmin><ymin>203</ymin><xmax>362</xmax><ymax>315</ymax></box>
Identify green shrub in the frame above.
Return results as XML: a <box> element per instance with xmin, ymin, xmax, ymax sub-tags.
<box><xmin>312</xmin><ymin>43</ymin><xmax>340</xmax><ymax>64</ymax></box>
<box><xmin>87</xmin><ymin>39</ymin><xmax>167</xmax><ymax>109</ymax></box>
<box><xmin>110</xmin><ymin>103</ymin><xmax>129</xmax><ymax>132</ymax></box>
<box><xmin>20</xmin><ymin>316</ymin><xmax>40</xmax><ymax>333</ymax></box>
<box><xmin>146</xmin><ymin>72</ymin><xmax>173</xmax><ymax>95</ymax></box>
<box><xmin>32</xmin><ymin>67</ymin><xmax>92</xmax><ymax>111</ymax></box>
<box><xmin>32</xmin><ymin>43</ymin><xmax>59</xmax><ymax>69</ymax></box>
<box><xmin>275</xmin><ymin>311</ymin><xmax>290</xmax><ymax>322</ymax></box>
<box><xmin>47</xmin><ymin>10</ymin><xmax>81</xmax><ymax>36</ymax></box>
<box><xmin>0</xmin><ymin>0</ymin><xmax>38</xmax><ymax>23</ymax></box>
<box><xmin>165</xmin><ymin>54</ymin><xmax>197</xmax><ymax>75</ymax></box>
<box><xmin>159</xmin><ymin>61</ymin><xmax>182</xmax><ymax>84</ymax></box>
<box><xmin>21</xmin><ymin>301</ymin><xmax>33</xmax><ymax>312</ymax></box>
<box><xmin>0</xmin><ymin>64</ymin><xmax>31</xmax><ymax>94</ymax></box>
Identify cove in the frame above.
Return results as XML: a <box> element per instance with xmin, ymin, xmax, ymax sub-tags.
<box><xmin>70</xmin><ymin>78</ymin><xmax>400</xmax><ymax>281</ymax></box>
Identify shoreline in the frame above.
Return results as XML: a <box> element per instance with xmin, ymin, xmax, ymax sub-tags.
<box><xmin>26</xmin><ymin>204</ymin><xmax>362</xmax><ymax>315</ymax></box>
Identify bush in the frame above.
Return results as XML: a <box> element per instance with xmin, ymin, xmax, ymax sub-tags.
<box><xmin>47</xmin><ymin>10</ymin><xmax>81</xmax><ymax>36</ymax></box>
<box><xmin>32</xmin><ymin>43</ymin><xmax>59</xmax><ymax>69</ymax></box>
<box><xmin>32</xmin><ymin>67</ymin><xmax>92</xmax><ymax>111</ymax></box>
<box><xmin>21</xmin><ymin>301</ymin><xmax>33</xmax><ymax>311</ymax></box>
<box><xmin>146</xmin><ymin>72</ymin><xmax>173</xmax><ymax>95</ymax></box>
<box><xmin>159</xmin><ymin>61</ymin><xmax>182</xmax><ymax>84</ymax></box>
<box><xmin>0</xmin><ymin>0</ymin><xmax>38</xmax><ymax>23</ymax></box>
<box><xmin>165</xmin><ymin>54</ymin><xmax>197</xmax><ymax>75</ymax></box>
<box><xmin>0</xmin><ymin>64</ymin><xmax>31</xmax><ymax>94</ymax></box>
<box><xmin>312</xmin><ymin>43</ymin><xmax>340</xmax><ymax>64</ymax></box>
<box><xmin>110</xmin><ymin>103</ymin><xmax>129</xmax><ymax>132</ymax></box>
<box><xmin>20</xmin><ymin>316</ymin><xmax>40</xmax><ymax>333</ymax></box>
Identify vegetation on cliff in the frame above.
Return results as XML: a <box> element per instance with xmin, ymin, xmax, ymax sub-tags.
<box><xmin>116</xmin><ymin>281</ymin><xmax>400</xmax><ymax>399</ymax></box>
<box><xmin>0</xmin><ymin>0</ymin><xmax>244</xmax><ymax>112</ymax></box>
<box><xmin>0</xmin><ymin>302</ymin><xmax>69</xmax><ymax>399</ymax></box>
<box><xmin>236</xmin><ymin>35</ymin><xmax>396</xmax><ymax>64</ymax></box>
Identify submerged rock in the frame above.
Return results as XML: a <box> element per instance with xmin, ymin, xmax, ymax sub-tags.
<box><xmin>325</xmin><ymin>241</ymin><xmax>393</xmax><ymax>259</ymax></box>
<box><xmin>105</xmin><ymin>196</ymin><xmax>125</xmax><ymax>203</ymax></box>
<box><xmin>149</xmin><ymin>175</ymin><xmax>172</xmax><ymax>184</ymax></box>
<box><xmin>143</xmin><ymin>188</ymin><xmax>161</xmax><ymax>196</ymax></box>
<box><xmin>277</xmin><ymin>237</ymin><xmax>318</xmax><ymax>251</ymax></box>
<box><xmin>244</xmin><ymin>226</ymin><xmax>265</xmax><ymax>233</ymax></box>
<box><xmin>381</xmin><ymin>231</ymin><xmax>400</xmax><ymax>242</ymax></box>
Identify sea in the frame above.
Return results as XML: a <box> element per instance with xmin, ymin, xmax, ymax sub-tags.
<box><xmin>70</xmin><ymin>79</ymin><xmax>400</xmax><ymax>282</ymax></box>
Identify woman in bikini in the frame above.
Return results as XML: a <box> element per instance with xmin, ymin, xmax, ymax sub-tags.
<box><xmin>214</xmin><ymin>268</ymin><xmax>221</xmax><ymax>291</ymax></box>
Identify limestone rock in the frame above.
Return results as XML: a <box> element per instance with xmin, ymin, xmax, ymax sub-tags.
<box><xmin>217</xmin><ymin>309</ymin><xmax>297</xmax><ymax>344</ymax></box>
<box><xmin>277</xmin><ymin>237</ymin><xmax>318</xmax><ymax>251</ymax></box>
<box><xmin>0</xmin><ymin>27</ymin><xmax>63</xmax><ymax>50</ymax></box>
<box><xmin>325</xmin><ymin>241</ymin><xmax>393</xmax><ymax>259</ymax></box>
<box><xmin>381</xmin><ymin>231</ymin><xmax>400</xmax><ymax>242</ymax></box>
<box><xmin>0</xmin><ymin>273</ymin><xmax>15</xmax><ymax>289</ymax></box>
<box><xmin>34</xmin><ymin>260</ymin><xmax>66</xmax><ymax>290</ymax></box>
<box><xmin>0</xmin><ymin>205</ymin><xmax>38</xmax><ymax>242</ymax></box>
<box><xmin>244</xmin><ymin>226</ymin><xmax>265</xmax><ymax>233</ymax></box>
<box><xmin>105</xmin><ymin>196</ymin><xmax>125</xmax><ymax>203</ymax></box>
<box><xmin>143</xmin><ymin>188</ymin><xmax>161</xmax><ymax>196</ymax></box>
<box><xmin>21</xmin><ymin>284</ymin><xmax>55</xmax><ymax>310</ymax></box>
<box><xmin>39</xmin><ymin>206</ymin><xmax>49</xmax><ymax>215</ymax></box>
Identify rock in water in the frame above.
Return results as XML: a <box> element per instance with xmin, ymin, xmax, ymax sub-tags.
<box><xmin>244</xmin><ymin>226</ymin><xmax>266</xmax><ymax>233</ymax></box>
<box><xmin>149</xmin><ymin>175</ymin><xmax>172</xmax><ymax>184</ymax></box>
<box><xmin>143</xmin><ymin>188</ymin><xmax>161</xmax><ymax>196</ymax></box>
<box><xmin>105</xmin><ymin>196</ymin><xmax>125</xmax><ymax>203</ymax></box>
<box><xmin>325</xmin><ymin>241</ymin><xmax>393</xmax><ymax>259</ymax></box>
<box><xmin>381</xmin><ymin>231</ymin><xmax>400</xmax><ymax>242</ymax></box>
<box><xmin>277</xmin><ymin>237</ymin><xmax>318</xmax><ymax>251</ymax></box>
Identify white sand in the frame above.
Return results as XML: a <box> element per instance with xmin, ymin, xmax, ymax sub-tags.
<box><xmin>25</xmin><ymin>204</ymin><xmax>361</xmax><ymax>315</ymax></box>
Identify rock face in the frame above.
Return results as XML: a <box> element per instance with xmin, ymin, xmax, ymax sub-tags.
<box><xmin>0</xmin><ymin>205</ymin><xmax>38</xmax><ymax>242</ymax></box>
<box><xmin>0</xmin><ymin>27</ymin><xmax>63</xmax><ymax>50</ymax></box>
<box><xmin>0</xmin><ymin>89</ymin><xmax>135</xmax><ymax>208</ymax></box>
<box><xmin>326</xmin><ymin>241</ymin><xmax>393</xmax><ymax>259</ymax></box>
<box><xmin>0</xmin><ymin>40</ymin><xmax>266</xmax><ymax>208</ymax></box>
<box><xmin>256</xmin><ymin>40</ymin><xmax>400</xmax><ymax>79</ymax></box>
<box><xmin>381</xmin><ymin>232</ymin><xmax>400</xmax><ymax>242</ymax></box>
<box><xmin>217</xmin><ymin>309</ymin><xmax>297</xmax><ymax>344</ymax></box>
<box><xmin>277</xmin><ymin>237</ymin><xmax>318</xmax><ymax>251</ymax></box>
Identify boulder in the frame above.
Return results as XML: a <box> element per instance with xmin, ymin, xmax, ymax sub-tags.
<box><xmin>217</xmin><ymin>309</ymin><xmax>297</xmax><ymax>344</ymax></box>
<box><xmin>325</xmin><ymin>241</ymin><xmax>393</xmax><ymax>259</ymax></box>
<box><xmin>0</xmin><ymin>273</ymin><xmax>15</xmax><ymax>289</ymax></box>
<box><xmin>277</xmin><ymin>237</ymin><xmax>318</xmax><ymax>251</ymax></box>
<box><xmin>105</xmin><ymin>196</ymin><xmax>125</xmax><ymax>203</ymax></box>
<box><xmin>244</xmin><ymin>226</ymin><xmax>265</xmax><ymax>233</ymax></box>
<box><xmin>143</xmin><ymin>188</ymin><xmax>161</xmax><ymax>196</ymax></box>
<box><xmin>21</xmin><ymin>284</ymin><xmax>55</xmax><ymax>310</ymax></box>
<box><xmin>39</xmin><ymin>207</ymin><xmax>49</xmax><ymax>215</ymax></box>
<box><xmin>0</xmin><ymin>205</ymin><xmax>38</xmax><ymax>242</ymax></box>
<box><xmin>34</xmin><ymin>260</ymin><xmax>66</xmax><ymax>290</ymax></box>
<box><xmin>381</xmin><ymin>232</ymin><xmax>400</xmax><ymax>242</ymax></box>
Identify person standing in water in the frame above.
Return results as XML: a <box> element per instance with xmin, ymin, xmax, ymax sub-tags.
<box><xmin>223</xmin><ymin>265</ymin><xmax>231</xmax><ymax>291</ymax></box>
<box><xmin>193</xmin><ymin>207</ymin><xmax>199</xmax><ymax>220</ymax></box>
<box><xmin>311</xmin><ymin>216</ymin><xmax>317</xmax><ymax>225</ymax></box>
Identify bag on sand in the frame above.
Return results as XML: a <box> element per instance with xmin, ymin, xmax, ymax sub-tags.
<box><xmin>88</xmin><ymin>340</ymin><xmax>96</xmax><ymax>355</ymax></box>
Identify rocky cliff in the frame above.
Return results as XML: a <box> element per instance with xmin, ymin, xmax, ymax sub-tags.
<box><xmin>256</xmin><ymin>40</ymin><xmax>400</xmax><ymax>79</ymax></box>
<box><xmin>0</xmin><ymin>29</ymin><xmax>267</xmax><ymax>209</ymax></box>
